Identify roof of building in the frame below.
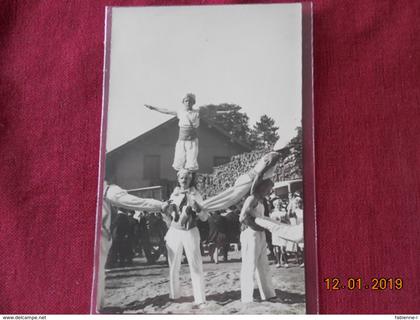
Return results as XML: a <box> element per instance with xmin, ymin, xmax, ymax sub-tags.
<box><xmin>107</xmin><ymin>117</ymin><xmax>252</xmax><ymax>158</ymax></box>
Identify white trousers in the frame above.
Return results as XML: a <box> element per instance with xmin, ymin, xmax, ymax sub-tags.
<box><xmin>240</xmin><ymin>228</ymin><xmax>276</xmax><ymax>303</ymax></box>
<box><xmin>173</xmin><ymin>138</ymin><xmax>199</xmax><ymax>171</ymax></box>
<box><xmin>165</xmin><ymin>227</ymin><xmax>206</xmax><ymax>304</ymax></box>
<box><xmin>203</xmin><ymin>173</ymin><xmax>252</xmax><ymax>212</ymax></box>
<box><xmin>97</xmin><ymin>233</ymin><xmax>112</xmax><ymax>310</ymax></box>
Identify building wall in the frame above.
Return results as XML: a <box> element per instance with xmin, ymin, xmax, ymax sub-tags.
<box><xmin>106</xmin><ymin>120</ymin><xmax>248</xmax><ymax>197</ymax></box>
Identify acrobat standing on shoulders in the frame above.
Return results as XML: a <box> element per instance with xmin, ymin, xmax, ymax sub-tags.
<box><xmin>145</xmin><ymin>93</ymin><xmax>200</xmax><ymax>171</ymax></box>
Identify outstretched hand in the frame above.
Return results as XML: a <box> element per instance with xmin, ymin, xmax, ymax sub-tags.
<box><xmin>161</xmin><ymin>201</ymin><xmax>170</xmax><ymax>214</ymax></box>
<box><xmin>192</xmin><ymin>200</ymin><xmax>202</xmax><ymax>213</ymax></box>
<box><xmin>144</xmin><ymin>104</ymin><xmax>154</xmax><ymax>110</ymax></box>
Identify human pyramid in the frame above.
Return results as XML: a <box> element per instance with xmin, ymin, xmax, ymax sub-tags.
<box><xmin>98</xmin><ymin>93</ymin><xmax>293</xmax><ymax>311</ymax></box>
<box><xmin>144</xmin><ymin>93</ymin><xmax>292</xmax><ymax>305</ymax></box>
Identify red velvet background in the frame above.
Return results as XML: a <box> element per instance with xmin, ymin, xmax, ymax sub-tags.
<box><xmin>0</xmin><ymin>0</ymin><xmax>419</xmax><ymax>314</ymax></box>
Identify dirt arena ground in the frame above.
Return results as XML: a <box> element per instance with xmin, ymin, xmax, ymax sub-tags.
<box><xmin>103</xmin><ymin>251</ymin><xmax>306</xmax><ymax>314</ymax></box>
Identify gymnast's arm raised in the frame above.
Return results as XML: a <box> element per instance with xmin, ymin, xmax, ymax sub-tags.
<box><xmin>144</xmin><ymin>104</ymin><xmax>177</xmax><ymax>116</ymax></box>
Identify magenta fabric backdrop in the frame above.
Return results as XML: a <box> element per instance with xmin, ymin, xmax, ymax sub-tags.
<box><xmin>0</xmin><ymin>0</ymin><xmax>419</xmax><ymax>314</ymax></box>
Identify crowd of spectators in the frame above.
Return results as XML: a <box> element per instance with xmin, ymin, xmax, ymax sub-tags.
<box><xmin>268</xmin><ymin>192</ymin><xmax>304</xmax><ymax>268</ymax></box>
<box><xmin>106</xmin><ymin>146</ymin><xmax>303</xmax><ymax>267</ymax></box>
<box><xmin>197</xmin><ymin>147</ymin><xmax>302</xmax><ymax>199</ymax></box>
<box><xmin>106</xmin><ymin>193</ymin><xmax>304</xmax><ymax>267</ymax></box>
<box><xmin>106</xmin><ymin>209</ymin><xmax>168</xmax><ymax>268</ymax></box>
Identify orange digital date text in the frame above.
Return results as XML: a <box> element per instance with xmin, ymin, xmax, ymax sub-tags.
<box><xmin>323</xmin><ymin>277</ymin><xmax>403</xmax><ymax>291</ymax></box>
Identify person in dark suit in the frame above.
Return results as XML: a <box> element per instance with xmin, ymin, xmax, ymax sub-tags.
<box><xmin>263</xmin><ymin>197</ymin><xmax>275</xmax><ymax>260</ymax></box>
<box><xmin>110</xmin><ymin>208</ymin><xmax>133</xmax><ymax>267</ymax></box>
<box><xmin>223</xmin><ymin>206</ymin><xmax>241</xmax><ymax>250</ymax></box>
<box><xmin>208</xmin><ymin>211</ymin><xmax>229</xmax><ymax>263</ymax></box>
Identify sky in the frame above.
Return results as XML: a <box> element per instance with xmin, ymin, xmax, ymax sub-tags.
<box><xmin>106</xmin><ymin>4</ymin><xmax>302</xmax><ymax>151</ymax></box>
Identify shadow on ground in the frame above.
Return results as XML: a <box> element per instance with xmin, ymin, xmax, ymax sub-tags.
<box><xmin>203</xmin><ymin>258</ymin><xmax>242</xmax><ymax>264</ymax></box>
<box><xmin>207</xmin><ymin>288</ymin><xmax>305</xmax><ymax>305</ymax></box>
<box><xmin>123</xmin><ymin>287</ymin><xmax>305</xmax><ymax>312</ymax></box>
<box><xmin>125</xmin><ymin>294</ymin><xmax>193</xmax><ymax>310</ymax></box>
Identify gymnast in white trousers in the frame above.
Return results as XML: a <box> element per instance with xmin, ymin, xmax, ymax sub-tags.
<box><xmin>239</xmin><ymin>179</ymin><xmax>276</xmax><ymax>303</ymax></box>
<box><xmin>203</xmin><ymin>138</ymin><xmax>287</xmax><ymax>212</ymax></box>
<box><xmin>144</xmin><ymin>94</ymin><xmax>239</xmax><ymax>172</ymax></box>
<box><xmin>96</xmin><ymin>183</ymin><xmax>165</xmax><ymax>311</ymax></box>
<box><xmin>165</xmin><ymin>169</ymin><xmax>209</xmax><ymax>304</ymax></box>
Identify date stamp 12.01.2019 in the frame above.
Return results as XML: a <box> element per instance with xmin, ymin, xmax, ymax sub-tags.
<box><xmin>323</xmin><ymin>277</ymin><xmax>403</xmax><ymax>291</ymax></box>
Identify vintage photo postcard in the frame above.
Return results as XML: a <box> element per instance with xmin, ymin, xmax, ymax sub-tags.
<box><xmin>92</xmin><ymin>3</ymin><xmax>316</xmax><ymax>314</ymax></box>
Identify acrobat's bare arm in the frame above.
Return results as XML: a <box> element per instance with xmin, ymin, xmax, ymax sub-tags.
<box><xmin>239</xmin><ymin>195</ymin><xmax>266</xmax><ymax>232</ymax></box>
<box><xmin>144</xmin><ymin>104</ymin><xmax>177</xmax><ymax>116</ymax></box>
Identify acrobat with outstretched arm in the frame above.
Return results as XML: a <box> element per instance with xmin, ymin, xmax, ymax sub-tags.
<box><xmin>145</xmin><ymin>93</ymin><xmax>200</xmax><ymax>171</ymax></box>
<box><xmin>145</xmin><ymin>93</ymin><xmax>235</xmax><ymax>172</ymax></box>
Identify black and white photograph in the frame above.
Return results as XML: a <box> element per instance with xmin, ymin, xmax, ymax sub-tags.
<box><xmin>94</xmin><ymin>3</ymin><xmax>309</xmax><ymax>314</ymax></box>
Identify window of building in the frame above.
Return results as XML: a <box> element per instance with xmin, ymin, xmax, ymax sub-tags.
<box><xmin>213</xmin><ymin>156</ymin><xmax>230</xmax><ymax>167</ymax></box>
<box><xmin>144</xmin><ymin>155</ymin><xmax>161</xmax><ymax>180</ymax></box>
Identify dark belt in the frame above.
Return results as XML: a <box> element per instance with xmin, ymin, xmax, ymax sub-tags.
<box><xmin>179</xmin><ymin>127</ymin><xmax>197</xmax><ymax>141</ymax></box>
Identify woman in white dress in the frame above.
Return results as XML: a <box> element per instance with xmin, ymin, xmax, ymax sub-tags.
<box><xmin>255</xmin><ymin>193</ymin><xmax>305</xmax><ymax>268</ymax></box>
<box><xmin>269</xmin><ymin>200</ymin><xmax>289</xmax><ymax>268</ymax></box>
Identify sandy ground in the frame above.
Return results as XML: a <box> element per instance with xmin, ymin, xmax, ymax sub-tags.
<box><xmin>104</xmin><ymin>251</ymin><xmax>305</xmax><ymax>314</ymax></box>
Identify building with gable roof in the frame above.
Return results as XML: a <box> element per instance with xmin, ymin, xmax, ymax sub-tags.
<box><xmin>106</xmin><ymin>117</ymin><xmax>251</xmax><ymax>199</ymax></box>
